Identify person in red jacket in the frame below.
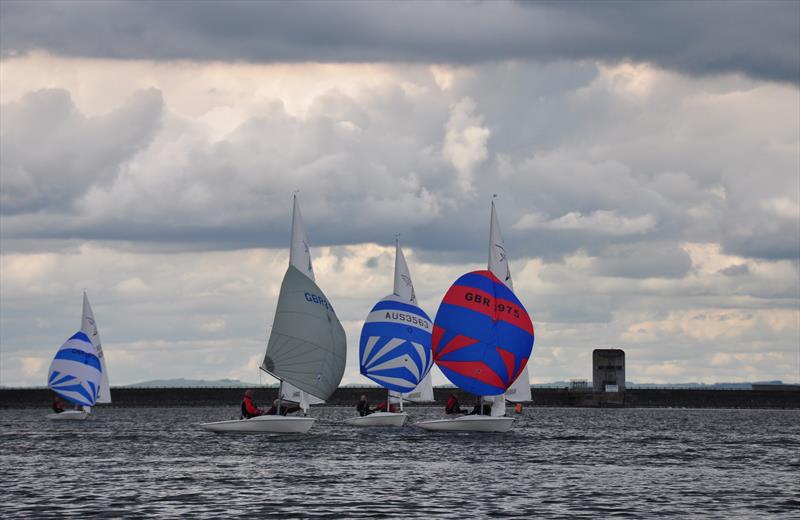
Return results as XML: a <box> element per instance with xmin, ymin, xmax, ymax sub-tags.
<box><xmin>373</xmin><ymin>399</ymin><xmax>398</xmax><ymax>413</ymax></box>
<box><xmin>241</xmin><ymin>389</ymin><xmax>263</xmax><ymax>419</ymax></box>
<box><xmin>52</xmin><ymin>396</ymin><xmax>64</xmax><ymax>414</ymax></box>
<box><xmin>445</xmin><ymin>392</ymin><xmax>467</xmax><ymax>415</ymax></box>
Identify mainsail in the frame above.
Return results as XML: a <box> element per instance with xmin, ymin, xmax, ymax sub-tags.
<box><xmin>261</xmin><ymin>195</ymin><xmax>346</xmax><ymax>401</ymax></box>
<box><xmin>359</xmin><ymin>240</ymin><xmax>433</xmax><ymax>393</ymax></box>
<box><xmin>390</xmin><ymin>371</ymin><xmax>435</xmax><ymax>403</ymax></box>
<box><xmin>82</xmin><ymin>292</ymin><xmax>111</xmax><ymax>404</ymax></box>
<box><xmin>488</xmin><ymin>201</ymin><xmax>532</xmax><ymax>403</ymax></box>
<box><xmin>47</xmin><ymin>331</ymin><xmax>103</xmax><ymax>407</ymax></box>
<box><xmin>432</xmin><ymin>270</ymin><xmax>534</xmax><ymax>396</ymax></box>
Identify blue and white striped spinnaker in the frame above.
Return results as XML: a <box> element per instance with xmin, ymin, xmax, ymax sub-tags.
<box><xmin>47</xmin><ymin>331</ymin><xmax>103</xmax><ymax>407</ymax></box>
<box><xmin>359</xmin><ymin>240</ymin><xmax>432</xmax><ymax>393</ymax></box>
<box><xmin>360</xmin><ymin>295</ymin><xmax>433</xmax><ymax>393</ymax></box>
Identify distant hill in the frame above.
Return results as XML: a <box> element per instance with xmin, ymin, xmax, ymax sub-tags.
<box><xmin>124</xmin><ymin>378</ymin><xmax>267</xmax><ymax>388</ymax></box>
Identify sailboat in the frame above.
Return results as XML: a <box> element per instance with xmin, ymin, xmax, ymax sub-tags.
<box><xmin>346</xmin><ymin>239</ymin><xmax>433</xmax><ymax>427</ymax></box>
<box><xmin>416</xmin><ymin>200</ymin><xmax>535</xmax><ymax>433</ymax></box>
<box><xmin>200</xmin><ymin>195</ymin><xmax>347</xmax><ymax>433</ymax></box>
<box><xmin>47</xmin><ymin>293</ymin><xmax>110</xmax><ymax>421</ymax></box>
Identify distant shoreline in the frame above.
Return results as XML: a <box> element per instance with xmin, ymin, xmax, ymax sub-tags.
<box><xmin>2</xmin><ymin>387</ymin><xmax>798</xmax><ymax>409</ymax></box>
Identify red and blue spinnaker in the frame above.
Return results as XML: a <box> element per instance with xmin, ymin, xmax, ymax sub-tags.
<box><xmin>433</xmin><ymin>270</ymin><xmax>534</xmax><ymax>396</ymax></box>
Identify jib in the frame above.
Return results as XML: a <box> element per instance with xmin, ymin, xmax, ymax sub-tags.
<box><xmin>465</xmin><ymin>292</ymin><xmax>491</xmax><ymax>307</ymax></box>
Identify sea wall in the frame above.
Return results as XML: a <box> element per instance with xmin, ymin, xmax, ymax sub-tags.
<box><xmin>1</xmin><ymin>387</ymin><xmax>798</xmax><ymax>409</ymax></box>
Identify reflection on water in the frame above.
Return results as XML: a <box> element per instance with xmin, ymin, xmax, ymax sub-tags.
<box><xmin>1</xmin><ymin>406</ymin><xmax>798</xmax><ymax>518</ymax></box>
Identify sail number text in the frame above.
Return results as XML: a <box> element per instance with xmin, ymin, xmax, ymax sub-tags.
<box><xmin>464</xmin><ymin>292</ymin><xmax>520</xmax><ymax>318</ymax></box>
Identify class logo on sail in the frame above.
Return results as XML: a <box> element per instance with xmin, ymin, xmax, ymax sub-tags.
<box><xmin>432</xmin><ymin>270</ymin><xmax>534</xmax><ymax>396</ymax></box>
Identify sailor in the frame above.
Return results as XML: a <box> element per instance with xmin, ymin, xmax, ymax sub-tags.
<box><xmin>356</xmin><ymin>394</ymin><xmax>372</xmax><ymax>416</ymax></box>
<box><xmin>514</xmin><ymin>402</ymin><xmax>524</xmax><ymax>414</ymax></box>
<box><xmin>445</xmin><ymin>392</ymin><xmax>467</xmax><ymax>415</ymax></box>
<box><xmin>372</xmin><ymin>399</ymin><xmax>398</xmax><ymax>413</ymax></box>
<box><xmin>241</xmin><ymin>389</ymin><xmax>263</xmax><ymax>419</ymax></box>
<box><xmin>52</xmin><ymin>396</ymin><xmax>64</xmax><ymax>414</ymax></box>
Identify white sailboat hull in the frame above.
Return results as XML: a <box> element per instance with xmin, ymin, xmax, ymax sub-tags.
<box><xmin>415</xmin><ymin>415</ymin><xmax>515</xmax><ymax>433</ymax></box>
<box><xmin>47</xmin><ymin>410</ymin><xmax>90</xmax><ymax>421</ymax></box>
<box><xmin>199</xmin><ymin>415</ymin><xmax>316</xmax><ymax>434</ymax></box>
<box><xmin>343</xmin><ymin>412</ymin><xmax>407</xmax><ymax>427</ymax></box>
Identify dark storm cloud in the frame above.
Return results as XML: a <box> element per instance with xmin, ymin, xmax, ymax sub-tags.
<box><xmin>1</xmin><ymin>0</ymin><xmax>798</xmax><ymax>84</ymax></box>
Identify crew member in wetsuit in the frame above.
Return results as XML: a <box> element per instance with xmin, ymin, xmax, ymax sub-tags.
<box><xmin>265</xmin><ymin>399</ymin><xmax>301</xmax><ymax>416</ymax></box>
<box><xmin>445</xmin><ymin>392</ymin><xmax>467</xmax><ymax>415</ymax></box>
<box><xmin>356</xmin><ymin>394</ymin><xmax>372</xmax><ymax>416</ymax></box>
<box><xmin>52</xmin><ymin>397</ymin><xmax>64</xmax><ymax>414</ymax></box>
<box><xmin>241</xmin><ymin>389</ymin><xmax>263</xmax><ymax>419</ymax></box>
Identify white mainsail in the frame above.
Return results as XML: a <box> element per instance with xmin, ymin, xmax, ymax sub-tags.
<box><xmin>82</xmin><ymin>292</ymin><xmax>111</xmax><ymax>404</ymax></box>
<box><xmin>393</xmin><ymin>238</ymin><xmax>417</xmax><ymax>304</ymax></box>
<box><xmin>261</xmin><ymin>195</ymin><xmax>347</xmax><ymax>401</ymax></box>
<box><xmin>290</xmin><ymin>194</ymin><xmax>315</xmax><ymax>281</ymax></box>
<box><xmin>390</xmin><ymin>370</ymin><xmax>435</xmax><ymax>404</ymax></box>
<box><xmin>488</xmin><ymin>200</ymin><xmax>532</xmax><ymax>405</ymax></box>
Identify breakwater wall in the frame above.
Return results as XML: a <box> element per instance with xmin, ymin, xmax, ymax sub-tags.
<box><xmin>1</xmin><ymin>387</ymin><xmax>798</xmax><ymax>409</ymax></box>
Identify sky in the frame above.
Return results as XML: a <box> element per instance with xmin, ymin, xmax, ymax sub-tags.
<box><xmin>1</xmin><ymin>0</ymin><xmax>798</xmax><ymax>388</ymax></box>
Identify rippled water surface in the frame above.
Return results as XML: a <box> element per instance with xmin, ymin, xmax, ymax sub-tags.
<box><xmin>1</xmin><ymin>406</ymin><xmax>799</xmax><ymax>518</ymax></box>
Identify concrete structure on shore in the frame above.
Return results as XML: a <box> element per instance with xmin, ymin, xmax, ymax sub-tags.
<box><xmin>593</xmin><ymin>349</ymin><xmax>625</xmax><ymax>392</ymax></box>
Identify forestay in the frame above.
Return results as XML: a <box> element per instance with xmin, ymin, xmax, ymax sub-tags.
<box><xmin>432</xmin><ymin>270</ymin><xmax>534</xmax><ymax>396</ymax></box>
<box><xmin>48</xmin><ymin>331</ymin><xmax>103</xmax><ymax>407</ymax></box>
<box><xmin>261</xmin><ymin>265</ymin><xmax>346</xmax><ymax>401</ymax></box>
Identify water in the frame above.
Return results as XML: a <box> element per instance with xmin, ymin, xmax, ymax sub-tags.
<box><xmin>1</xmin><ymin>406</ymin><xmax>798</xmax><ymax>518</ymax></box>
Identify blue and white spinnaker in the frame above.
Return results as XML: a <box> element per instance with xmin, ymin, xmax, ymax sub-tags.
<box><xmin>359</xmin><ymin>240</ymin><xmax>433</xmax><ymax>394</ymax></box>
<box><xmin>47</xmin><ymin>331</ymin><xmax>103</xmax><ymax>407</ymax></box>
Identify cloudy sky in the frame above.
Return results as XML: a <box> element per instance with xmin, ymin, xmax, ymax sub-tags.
<box><xmin>1</xmin><ymin>0</ymin><xmax>798</xmax><ymax>388</ymax></box>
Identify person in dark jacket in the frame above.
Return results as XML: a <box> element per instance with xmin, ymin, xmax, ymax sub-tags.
<box><xmin>52</xmin><ymin>397</ymin><xmax>64</xmax><ymax>414</ymax></box>
<box><xmin>241</xmin><ymin>389</ymin><xmax>263</xmax><ymax>419</ymax></box>
<box><xmin>356</xmin><ymin>394</ymin><xmax>372</xmax><ymax>416</ymax></box>
<box><xmin>445</xmin><ymin>392</ymin><xmax>467</xmax><ymax>415</ymax></box>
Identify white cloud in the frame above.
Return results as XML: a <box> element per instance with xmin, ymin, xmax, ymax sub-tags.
<box><xmin>514</xmin><ymin>210</ymin><xmax>657</xmax><ymax>235</ymax></box>
<box><xmin>1</xmin><ymin>53</ymin><xmax>798</xmax><ymax>387</ymax></box>
<box><xmin>443</xmin><ymin>97</ymin><xmax>490</xmax><ymax>192</ymax></box>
